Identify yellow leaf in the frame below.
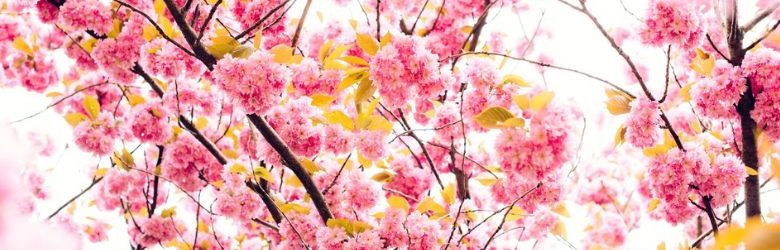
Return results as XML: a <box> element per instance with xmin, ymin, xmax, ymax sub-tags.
<box><xmin>442</xmin><ymin>183</ymin><xmax>455</xmax><ymax>205</ymax></box>
<box><xmin>107</xmin><ymin>19</ymin><xmax>122</xmax><ymax>38</ymax></box>
<box><xmin>416</xmin><ymin>197</ymin><xmax>446</xmax><ymax>216</ymax></box>
<box><xmin>127</xmin><ymin>94</ymin><xmax>145</xmax><ymax>107</ymax></box>
<box><xmin>530</xmin><ymin>91</ymin><xmax>555</xmax><ymax>111</ymax></box>
<box><xmin>323</xmin><ymin>110</ymin><xmax>355</xmax><ymax>130</ymax></box>
<box><xmin>656</xmin><ymin>242</ymin><xmax>665</xmax><ymax>250</ymax></box>
<box><xmin>229</xmin><ymin>163</ymin><xmax>247</xmax><ymax>174</ymax></box>
<box><xmin>269</xmin><ymin>44</ymin><xmax>303</xmax><ymax>65</ymax></box>
<box><xmin>501</xmin><ymin>117</ymin><xmax>525</xmax><ymax>128</ymax></box>
<box><xmin>355</xmin><ymin>33</ymin><xmax>378</xmax><ymax>56</ymax></box>
<box><xmin>387</xmin><ymin>195</ymin><xmax>410</xmax><ymax>211</ymax></box>
<box><xmin>379</xmin><ymin>32</ymin><xmax>393</xmax><ymax>48</ymax></box>
<box><xmin>64</xmin><ymin>113</ymin><xmax>89</xmax><ymax>127</ymax></box>
<box><xmin>690</xmin><ymin>48</ymin><xmax>714</xmax><ymax>76</ymax></box>
<box><xmin>647</xmin><ymin>198</ymin><xmax>660</xmax><ymax>212</ymax></box>
<box><xmin>278</xmin><ymin>202</ymin><xmax>310</xmax><ymax>214</ymax></box>
<box><xmin>206</xmin><ymin>27</ymin><xmax>240</xmax><ymax>59</ymax></box>
<box><xmin>552</xmin><ymin>202</ymin><xmax>570</xmax><ymax>218</ymax></box>
<box><xmin>473</xmin><ymin>106</ymin><xmax>515</xmax><ymax>129</ymax></box>
<box><xmin>95</xmin><ymin>168</ymin><xmax>109</xmax><ymax>178</ymax></box>
<box><xmin>81</xmin><ymin>38</ymin><xmax>97</xmax><ymax>53</ymax></box>
<box><xmin>371</xmin><ymin>171</ymin><xmax>393</xmax><ymax>182</ymax></box>
<box><xmin>338</xmin><ymin>68</ymin><xmax>367</xmax><ymax>91</ymax></box>
<box><xmin>746</xmin><ymin>166</ymin><xmax>759</xmax><ymax>176</ymax></box>
<box><xmin>340</xmin><ymin>55</ymin><xmax>369</xmax><ymax>66</ymax></box>
<box><xmin>318</xmin><ymin>39</ymin><xmax>334</xmax><ymax>62</ymax></box>
<box><xmin>12</xmin><ymin>37</ymin><xmax>33</xmax><ymax>55</ymax></box>
<box><xmin>153</xmin><ymin>0</ymin><xmax>165</xmax><ymax>16</ymax></box>
<box><xmin>771</xmin><ymin>157</ymin><xmax>780</xmax><ymax>184</ymax></box>
<box><xmin>194</xmin><ymin>117</ymin><xmax>208</xmax><ymax>130</ymax></box>
<box><xmin>158</xmin><ymin>16</ymin><xmax>178</xmax><ymax>39</ymax></box>
<box><xmin>300</xmin><ymin>158</ymin><xmax>323</xmax><ymax>174</ymax></box>
<box><xmin>161</xmin><ymin>207</ymin><xmax>176</xmax><ymax>218</ymax></box>
<box><xmin>252</xmin><ymin>32</ymin><xmax>262</xmax><ymax>49</ymax></box>
<box><xmin>115</xmin><ymin>148</ymin><xmax>135</xmax><ymax>170</ymax></box>
<box><xmin>230</xmin><ymin>45</ymin><xmax>254</xmax><ymax>58</ymax></box>
<box><xmin>615</xmin><ymin>124</ymin><xmax>627</xmax><ymax>146</ymax></box>
<box><xmin>83</xmin><ymin>95</ymin><xmax>101</xmax><ymax>119</ymax></box>
<box><xmin>222</xmin><ymin>149</ymin><xmax>239</xmax><ymax>159</ymax></box>
<box><xmin>475</xmin><ymin>174</ymin><xmax>498</xmax><ymax>186</ymax></box>
<box><xmin>357</xmin><ymin>152</ymin><xmax>373</xmax><ymax>168</ymax></box>
<box><xmin>679</xmin><ymin>83</ymin><xmax>694</xmax><ymax>102</ymax></box>
<box><xmin>285</xmin><ymin>174</ymin><xmax>303</xmax><ymax>187</ymax></box>
<box><xmin>513</xmin><ymin>94</ymin><xmax>530</xmax><ymax>110</ymax></box>
<box><xmin>324</xmin><ymin>44</ymin><xmax>352</xmax><ymax>70</ymax></box>
<box><xmin>253</xmin><ymin>167</ymin><xmax>273</xmax><ymax>181</ymax></box>
<box><xmin>551</xmin><ymin>220</ymin><xmax>567</xmax><ymax>240</ymax></box>
<box><xmin>359</xmin><ymin>115</ymin><xmax>393</xmax><ymax>132</ymax></box>
<box><xmin>142</xmin><ymin>25</ymin><xmax>160</xmax><ymax>42</ymax></box>
<box><xmin>501</xmin><ymin>74</ymin><xmax>530</xmax><ymax>87</ymax></box>
<box><xmin>354</xmin><ymin>78</ymin><xmax>375</xmax><ymax>108</ymax></box>
<box><xmin>605</xmin><ymin>94</ymin><xmax>632</xmax><ymax>115</ymax></box>
<box><xmin>310</xmin><ymin>93</ymin><xmax>335</xmax><ymax>108</ymax></box>
<box><xmin>505</xmin><ymin>205</ymin><xmax>526</xmax><ymax>221</ymax></box>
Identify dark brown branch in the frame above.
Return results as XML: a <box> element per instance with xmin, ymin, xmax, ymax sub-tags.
<box><xmin>197</xmin><ymin>0</ymin><xmax>223</xmax><ymax>42</ymax></box>
<box><xmin>246</xmin><ymin>180</ymin><xmax>283</xmax><ymax>224</ymax></box>
<box><xmin>706</xmin><ymin>33</ymin><xmax>731</xmax><ymax>63</ymax></box>
<box><xmin>445</xmin><ymin>51</ymin><xmax>636</xmax><ymax>99</ymax></box>
<box><xmin>741</xmin><ymin>3</ymin><xmax>780</xmax><ymax>33</ymax></box>
<box><xmin>247</xmin><ymin>114</ymin><xmax>333</xmax><ymax>223</ymax></box>
<box><xmin>47</xmin><ymin>177</ymin><xmax>104</xmax><ymax>220</ymax></box>
<box><xmin>482</xmin><ymin>183</ymin><xmax>542</xmax><ymax>249</ymax></box>
<box><xmin>113</xmin><ymin>0</ymin><xmax>196</xmax><ymax>58</ymax></box>
<box><xmin>659</xmin><ymin>45</ymin><xmax>671</xmax><ymax>103</ymax></box>
<box><xmin>290</xmin><ymin>0</ymin><xmax>313</xmax><ymax>52</ymax></box>
<box><xmin>234</xmin><ymin>0</ymin><xmax>292</xmax><ymax>41</ymax></box>
<box><xmin>397</xmin><ymin>109</ymin><xmax>445</xmax><ymax>190</ymax></box>
<box><xmin>161</xmin><ymin>0</ymin><xmax>217</xmax><ymax>69</ymax></box>
<box><xmin>744</xmin><ymin>19</ymin><xmax>780</xmax><ymax>52</ymax></box>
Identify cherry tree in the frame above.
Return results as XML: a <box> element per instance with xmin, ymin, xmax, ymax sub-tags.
<box><xmin>1</xmin><ymin>0</ymin><xmax>780</xmax><ymax>249</ymax></box>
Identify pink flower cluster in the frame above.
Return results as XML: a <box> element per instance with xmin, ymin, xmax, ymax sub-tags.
<box><xmin>639</xmin><ymin>0</ymin><xmax>702</xmax><ymax>49</ymax></box>
<box><xmin>92</xmin><ymin>15</ymin><xmax>146</xmax><ymax>84</ymax></box>
<box><xmin>369</xmin><ymin>35</ymin><xmax>441</xmax><ymax>107</ymax></box>
<box><xmin>625</xmin><ymin>97</ymin><xmax>660</xmax><ymax>148</ymax></box>
<box><xmin>215</xmin><ymin>173</ymin><xmax>262</xmax><ymax>221</ymax></box>
<box><xmin>356</xmin><ymin>130</ymin><xmax>386</xmax><ymax>161</ymax></box>
<box><xmin>744</xmin><ymin>49</ymin><xmax>780</xmax><ymax>139</ymax></box>
<box><xmin>162</xmin><ymin>133</ymin><xmax>224</xmax><ymax>192</ymax></box>
<box><xmin>58</xmin><ymin>0</ymin><xmax>113</xmax><ymax>34</ymax></box>
<box><xmin>35</xmin><ymin>0</ymin><xmax>58</xmax><ymax>23</ymax></box>
<box><xmin>129</xmin><ymin>216</ymin><xmax>178</xmax><ymax>247</ymax></box>
<box><xmin>140</xmin><ymin>38</ymin><xmax>204</xmax><ymax>80</ymax></box>
<box><xmin>211</xmin><ymin>51</ymin><xmax>289</xmax><ymax>115</ymax></box>
<box><xmin>646</xmin><ymin>147</ymin><xmax>744</xmax><ymax>224</ymax></box>
<box><xmin>73</xmin><ymin>113</ymin><xmax>120</xmax><ymax>156</ymax></box>
<box><xmin>265</xmin><ymin>97</ymin><xmax>323</xmax><ymax>157</ymax></box>
<box><xmin>379</xmin><ymin>209</ymin><xmax>442</xmax><ymax>249</ymax></box>
<box><xmin>692</xmin><ymin>60</ymin><xmax>746</xmax><ymax>119</ymax></box>
<box><xmin>230</xmin><ymin>0</ymin><xmax>287</xmax><ymax>35</ymax></box>
<box><xmin>290</xmin><ymin>58</ymin><xmax>341</xmax><ymax>96</ymax></box>
<box><xmin>385</xmin><ymin>157</ymin><xmax>432</xmax><ymax>201</ymax></box>
<box><xmin>322</xmin><ymin>124</ymin><xmax>353</xmax><ymax>155</ymax></box>
<box><xmin>129</xmin><ymin>102</ymin><xmax>171</xmax><ymax>144</ymax></box>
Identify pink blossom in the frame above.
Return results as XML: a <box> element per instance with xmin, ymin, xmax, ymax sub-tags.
<box><xmin>130</xmin><ymin>216</ymin><xmax>178</xmax><ymax>247</ymax></box>
<box><xmin>73</xmin><ymin>113</ymin><xmax>119</xmax><ymax>156</ymax></box>
<box><xmin>370</xmin><ymin>35</ymin><xmax>440</xmax><ymax>107</ymax></box>
<box><xmin>356</xmin><ymin>130</ymin><xmax>386</xmax><ymax>161</ymax></box>
<box><xmin>639</xmin><ymin>0</ymin><xmax>702</xmax><ymax>49</ymax></box>
<box><xmin>35</xmin><ymin>0</ymin><xmax>58</xmax><ymax>23</ymax></box>
<box><xmin>290</xmin><ymin>58</ymin><xmax>341</xmax><ymax>96</ymax></box>
<box><xmin>211</xmin><ymin>52</ymin><xmax>289</xmax><ymax>115</ymax></box>
<box><xmin>129</xmin><ymin>102</ymin><xmax>171</xmax><ymax>144</ymax></box>
<box><xmin>625</xmin><ymin>97</ymin><xmax>660</xmax><ymax>148</ymax></box>
<box><xmin>692</xmin><ymin>60</ymin><xmax>745</xmax><ymax>119</ymax></box>
<box><xmin>385</xmin><ymin>157</ymin><xmax>432</xmax><ymax>200</ymax></box>
<box><xmin>59</xmin><ymin>0</ymin><xmax>113</xmax><ymax>34</ymax></box>
<box><xmin>162</xmin><ymin>133</ymin><xmax>224</xmax><ymax>192</ymax></box>
<box><xmin>215</xmin><ymin>173</ymin><xmax>262</xmax><ymax>221</ymax></box>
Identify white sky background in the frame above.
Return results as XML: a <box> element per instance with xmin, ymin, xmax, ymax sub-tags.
<box><xmin>2</xmin><ymin>0</ymin><xmax>780</xmax><ymax>249</ymax></box>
